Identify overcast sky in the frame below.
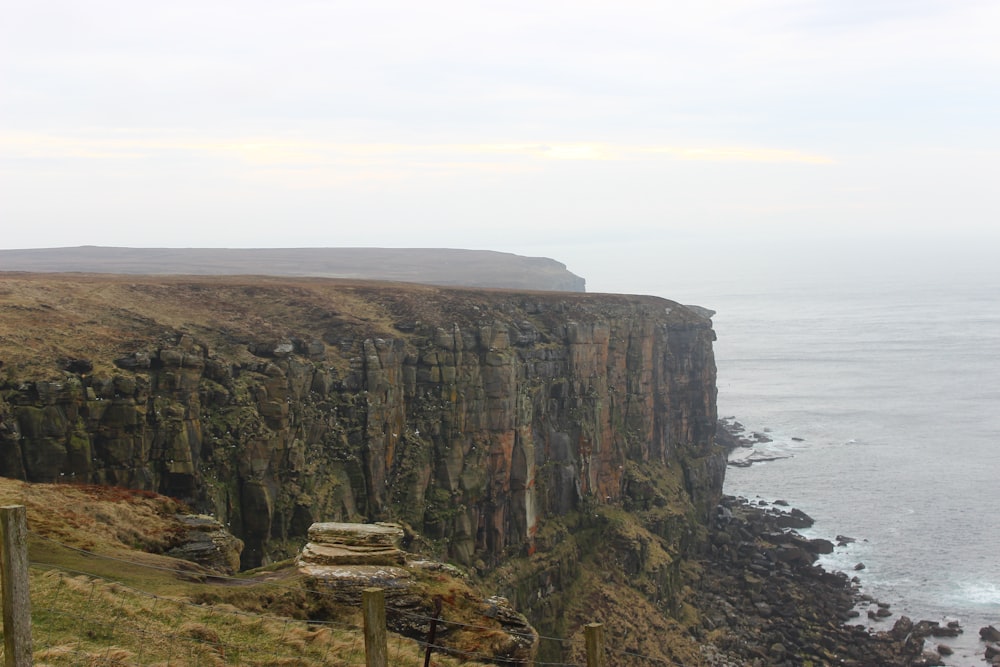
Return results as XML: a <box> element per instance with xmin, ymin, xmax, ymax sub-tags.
<box><xmin>2</xmin><ymin>0</ymin><xmax>998</xmax><ymax>295</ymax></box>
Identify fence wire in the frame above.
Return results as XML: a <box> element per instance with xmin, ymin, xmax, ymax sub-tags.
<box><xmin>11</xmin><ymin>531</ymin><xmax>695</xmax><ymax>666</ymax></box>
<box><xmin>27</xmin><ymin>567</ymin><xmax>367</xmax><ymax>666</ymax></box>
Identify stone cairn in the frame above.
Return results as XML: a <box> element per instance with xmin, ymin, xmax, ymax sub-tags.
<box><xmin>297</xmin><ymin>522</ymin><xmax>415</xmax><ymax>604</ymax></box>
<box><xmin>297</xmin><ymin>521</ymin><xmax>539</xmax><ymax>663</ymax></box>
<box><xmin>299</xmin><ymin>522</ymin><xmax>406</xmax><ymax>567</ymax></box>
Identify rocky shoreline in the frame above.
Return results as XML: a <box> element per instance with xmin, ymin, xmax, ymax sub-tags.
<box><xmin>695</xmin><ymin>494</ymin><xmax>958</xmax><ymax>666</ymax></box>
<box><xmin>698</xmin><ymin>418</ymin><xmax>992</xmax><ymax>666</ymax></box>
<box><xmin>717</xmin><ymin>416</ymin><xmax>794</xmax><ymax>468</ymax></box>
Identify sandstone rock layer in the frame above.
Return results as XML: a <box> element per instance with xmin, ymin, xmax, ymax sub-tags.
<box><xmin>0</xmin><ymin>274</ymin><xmax>721</xmax><ymax>574</ymax></box>
<box><xmin>300</xmin><ymin>522</ymin><xmax>406</xmax><ymax>566</ymax></box>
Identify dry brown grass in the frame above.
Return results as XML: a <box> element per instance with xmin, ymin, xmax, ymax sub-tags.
<box><xmin>0</xmin><ymin>478</ymin><xmax>185</xmax><ymax>554</ymax></box>
<box><xmin>0</xmin><ymin>477</ymin><xmax>496</xmax><ymax>666</ymax></box>
<box><xmin>21</xmin><ymin>567</ymin><xmax>490</xmax><ymax>666</ymax></box>
<box><xmin>0</xmin><ymin>271</ymin><xmax>682</xmax><ymax>381</ymax></box>
<box><xmin>0</xmin><ymin>273</ymin><xmax>412</xmax><ymax>379</ymax></box>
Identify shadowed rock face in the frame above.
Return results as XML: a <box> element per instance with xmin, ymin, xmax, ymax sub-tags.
<box><xmin>0</xmin><ymin>275</ymin><xmax>720</xmax><ymax>575</ymax></box>
<box><xmin>166</xmin><ymin>514</ymin><xmax>244</xmax><ymax>574</ymax></box>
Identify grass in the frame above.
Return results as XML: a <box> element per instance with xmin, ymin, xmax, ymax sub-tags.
<box><xmin>14</xmin><ymin>561</ymin><xmax>495</xmax><ymax>666</ymax></box>
<box><xmin>0</xmin><ymin>478</ymin><xmax>496</xmax><ymax>666</ymax></box>
<box><xmin>24</xmin><ymin>568</ymin><xmax>373</xmax><ymax>666</ymax></box>
<box><xmin>0</xmin><ymin>271</ymin><xmax>687</xmax><ymax>381</ymax></box>
<box><xmin>26</xmin><ymin>569</ymin><xmax>467</xmax><ymax>666</ymax></box>
<box><xmin>0</xmin><ymin>274</ymin><xmax>405</xmax><ymax>380</ymax></box>
<box><xmin>0</xmin><ymin>479</ymin><xmax>186</xmax><ymax>553</ymax></box>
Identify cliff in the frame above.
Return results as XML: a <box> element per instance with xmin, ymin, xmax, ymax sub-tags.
<box><xmin>0</xmin><ymin>273</ymin><xmax>723</xmax><ymax>660</ymax></box>
<box><xmin>0</xmin><ymin>247</ymin><xmax>587</xmax><ymax>292</ymax></box>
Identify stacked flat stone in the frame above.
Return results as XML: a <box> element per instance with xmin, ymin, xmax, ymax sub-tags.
<box><xmin>299</xmin><ymin>522</ymin><xmax>406</xmax><ymax>566</ymax></box>
<box><xmin>298</xmin><ymin>522</ymin><xmax>412</xmax><ymax>604</ymax></box>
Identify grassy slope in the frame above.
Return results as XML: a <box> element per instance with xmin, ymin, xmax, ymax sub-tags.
<box><xmin>0</xmin><ymin>477</ymin><xmax>491</xmax><ymax>666</ymax></box>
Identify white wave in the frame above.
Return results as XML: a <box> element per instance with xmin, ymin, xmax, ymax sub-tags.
<box><xmin>955</xmin><ymin>581</ymin><xmax>1000</xmax><ymax>606</ymax></box>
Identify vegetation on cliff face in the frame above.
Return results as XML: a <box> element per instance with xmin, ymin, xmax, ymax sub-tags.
<box><xmin>483</xmin><ymin>460</ymin><xmax>712</xmax><ymax>664</ymax></box>
<box><xmin>0</xmin><ymin>272</ymin><xmax>723</xmax><ymax>659</ymax></box>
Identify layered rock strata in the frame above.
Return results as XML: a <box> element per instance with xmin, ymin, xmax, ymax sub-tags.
<box><xmin>0</xmin><ymin>275</ymin><xmax>722</xmax><ymax>575</ymax></box>
<box><xmin>299</xmin><ymin>521</ymin><xmax>406</xmax><ymax>566</ymax></box>
<box><xmin>166</xmin><ymin>514</ymin><xmax>244</xmax><ymax>575</ymax></box>
<box><xmin>298</xmin><ymin>521</ymin><xmax>539</xmax><ymax>664</ymax></box>
<box><xmin>297</xmin><ymin>522</ymin><xmax>413</xmax><ymax>603</ymax></box>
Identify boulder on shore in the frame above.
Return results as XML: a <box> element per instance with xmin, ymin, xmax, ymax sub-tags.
<box><xmin>775</xmin><ymin>507</ymin><xmax>815</xmax><ymax>529</ymax></box>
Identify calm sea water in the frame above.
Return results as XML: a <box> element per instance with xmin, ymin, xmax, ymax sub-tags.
<box><xmin>661</xmin><ymin>256</ymin><xmax>1000</xmax><ymax>664</ymax></box>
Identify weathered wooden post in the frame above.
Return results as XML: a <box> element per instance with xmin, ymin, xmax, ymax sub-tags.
<box><xmin>362</xmin><ymin>587</ymin><xmax>387</xmax><ymax>667</ymax></box>
<box><xmin>422</xmin><ymin>596</ymin><xmax>442</xmax><ymax>667</ymax></box>
<box><xmin>1</xmin><ymin>505</ymin><xmax>33</xmax><ymax>666</ymax></box>
<box><xmin>585</xmin><ymin>622</ymin><xmax>605</xmax><ymax>667</ymax></box>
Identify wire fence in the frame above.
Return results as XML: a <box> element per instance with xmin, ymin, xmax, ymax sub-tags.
<box><xmin>27</xmin><ymin>565</ymin><xmax>369</xmax><ymax>666</ymax></box>
<box><xmin>0</xmin><ymin>507</ymin><xmax>697</xmax><ymax>666</ymax></box>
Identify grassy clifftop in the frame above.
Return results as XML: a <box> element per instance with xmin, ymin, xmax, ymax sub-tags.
<box><xmin>0</xmin><ymin>247</ymin><xmax>587</xmax><ymax>292</ymax></box>
<box><xmin>0</xmin><ymin>272</ymin><xmax>692</xmax><ymax>381</ymax></box>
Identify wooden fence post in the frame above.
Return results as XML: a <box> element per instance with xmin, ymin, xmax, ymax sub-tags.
<box><xmin>362</xmin><ymin>587</ymin><xmax>387</xmax><ymax>667</ymax></box>
<box><xmin>422</xmin><ymin>595</ymin><xmax>442</xmax><ymax>667</ymax></box>
<box><xmin>1</xmin><ymin>505</ymin><xmax>33</xmax><ymax>666</ymax></box>
<box><xmin>585</xmin><ymin>622</ymin><xmax>605</xmax><ymax>667</ymax></box>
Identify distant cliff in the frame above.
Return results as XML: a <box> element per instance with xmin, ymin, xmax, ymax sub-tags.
<box><xmin>0</xmin><ymin>247</ymin><xmax>587</xmax><ymax>292</ymax></box>
<box><xmin>0</xmin><ymin>273</ymin><xmax>722</xmax><ymax>659</ymax></box>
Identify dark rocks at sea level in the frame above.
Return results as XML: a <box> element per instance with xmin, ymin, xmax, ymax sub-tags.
<box><xmin>697</xmin><ymin>496</ymin><xmax>945</xmax><ymax>666</ymax></box>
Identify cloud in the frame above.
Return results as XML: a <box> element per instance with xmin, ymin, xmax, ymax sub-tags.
<box><xmin>638</xmin><ymin>146</ymin><xmax>834</xmax><ymax>164</ymax></box>
<box><xmin>0</xmin><ymin>132</ymin><xmax>834</xmax><ymax>172</ymax></box>
<box><xmin>2</xmin><ymin>0</ymin><xmax>996</xmax><ymax>254</ymax></box>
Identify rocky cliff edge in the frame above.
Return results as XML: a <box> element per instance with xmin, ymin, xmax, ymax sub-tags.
<box><xmin>0</xmin><ymin>273</ymin><xmax>722</xmax><ymax>660</ymax></box>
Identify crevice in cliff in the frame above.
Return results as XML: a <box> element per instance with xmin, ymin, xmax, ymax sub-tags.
<box><xmin>0</xmin><ymin>276</ymin><xmax>721</xmax><ymax>588</ymax></box>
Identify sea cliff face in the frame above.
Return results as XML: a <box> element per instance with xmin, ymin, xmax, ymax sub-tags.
<box><xmin>0</xmin><ymin>276</ymin><xmax>721</xmax><ymax>573</ymax></box>
<box><xmin>0</xmin><ymin>275</ymin><xmax>955</xmax><ymax>665</ymax></box>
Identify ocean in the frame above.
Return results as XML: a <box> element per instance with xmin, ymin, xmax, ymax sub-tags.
<box><xmin>667</xmin><ymin>253</ymin><xmax>1000</xmax><ymax>665</ymax></box>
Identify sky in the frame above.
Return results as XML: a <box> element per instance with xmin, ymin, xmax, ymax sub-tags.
<box><xmin>2</xmin><ymin>0</ymin><xmax>999</xmax><ymax>296</ymax></box>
